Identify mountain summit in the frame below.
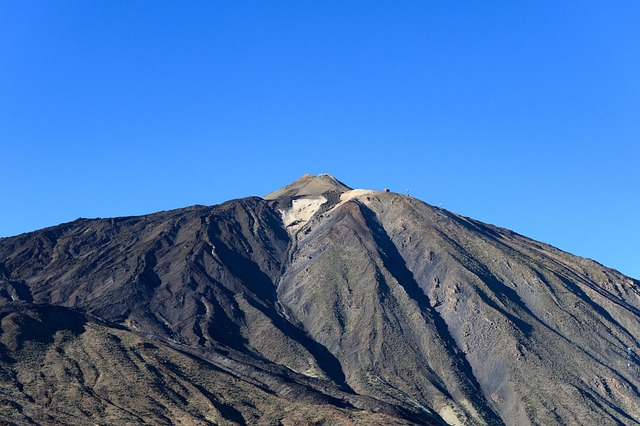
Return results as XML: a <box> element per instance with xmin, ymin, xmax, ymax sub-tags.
<box><xmin>264</xmin><ymin>173</ymin><xmax>352</xmax><ymax>200</ymax></box>
<box><xmin>1</xmin><ymin>175</ymin><xmax>639</xmax><ymax>425</ymax></box>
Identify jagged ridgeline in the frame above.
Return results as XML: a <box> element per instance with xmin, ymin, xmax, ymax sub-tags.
<box><xmin>1</xmin><ymin>174</ymin><xmax>639</xmax><ymax>425</ymax></box>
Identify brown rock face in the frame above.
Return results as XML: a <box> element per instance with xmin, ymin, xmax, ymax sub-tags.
<box><xmin>1</xmin><ymin>174</ymin><xmax>639</xmax><ymax>425</ymax></box>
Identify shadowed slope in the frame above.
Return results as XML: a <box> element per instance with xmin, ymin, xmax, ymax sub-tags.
<box><xmin>362</xmin><ymin>191</ymin><xmax>640</xmax><ymax>425</ymax></box>
<box><xmin>0</xmin><ymin>304</ymin><xmax>424</xmax><ymax>425</ymax></box>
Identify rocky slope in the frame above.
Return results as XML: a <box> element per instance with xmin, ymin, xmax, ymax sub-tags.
<box><xmin>1</xmin><ymin>173</ymin><xmax>639</xmax><ymax>425</ymax></box>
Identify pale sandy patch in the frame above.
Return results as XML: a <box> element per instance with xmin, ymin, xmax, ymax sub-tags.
<box><xmin>339</xmin><ymin>189</ymin><xmax>378</xmax><ymax>203</ymax></box>
<box><xmin>438</xmin><ymin>405</ymin><xmax>465</xmax><ymax>426</ymax></box>
<box><xmin>280</xmin><ymin>196</ymin><xmax>327</xmax><ymax>235</ymax></box>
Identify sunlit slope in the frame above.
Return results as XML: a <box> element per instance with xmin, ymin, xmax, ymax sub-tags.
<box><xmin>1</xmin><ymin>174</ymin><xmax>639</xmax><ymax>425</ymax></box>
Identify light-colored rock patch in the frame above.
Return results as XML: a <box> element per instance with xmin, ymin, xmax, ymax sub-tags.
<box><xmin>280</xmin><ymin>196</ymin><xmax>327</xmax><ymax>235</ymax></box>
<box><xmin>438</xmin><ymin>405</ymin><xmax>465</xmax><ymax>426</ymax></box>
<box><xmin>339</xmin><ymin>189</ymin><xmax>378</xmax><ymax>203</ymax></box>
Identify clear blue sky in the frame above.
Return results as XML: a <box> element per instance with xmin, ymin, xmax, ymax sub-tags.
<box><xmin>1</xmin><ymin>2</ymin><xmax>638</xmax><ymax>279</ymax></box>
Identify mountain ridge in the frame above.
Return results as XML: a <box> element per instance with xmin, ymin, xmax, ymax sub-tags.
<box><xmin>1</xmin><ymin>174</ymin><xmax>639</xmax><ymax>425</ymax></box>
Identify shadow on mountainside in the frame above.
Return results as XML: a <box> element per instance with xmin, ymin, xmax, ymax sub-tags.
<box><xmin>358</xmin><ymin>203</ymin><xmax>504</xmax><ymax>425</ymax></box>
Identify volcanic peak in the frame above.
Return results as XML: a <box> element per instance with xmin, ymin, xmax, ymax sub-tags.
<box><xmin>264</xmin><ymin>173</ymin><xmax>352</xmax><ymax>200</ymax></box>
<box><xmin>2</xmin><ymin>173</ymin><xmax>640</xmax><ymax>425</ymax></box>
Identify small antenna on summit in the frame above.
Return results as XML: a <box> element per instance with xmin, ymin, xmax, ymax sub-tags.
<box><xmin>406</xmin><ymin>189</ymin><xmax>410</xmax><ymax>196</ymax></box>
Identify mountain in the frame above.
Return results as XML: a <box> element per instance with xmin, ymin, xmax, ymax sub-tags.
<box><xmin>1</xmin><ymin>174</ymin><xmax>639</xmax><ymax>425</ymax></box>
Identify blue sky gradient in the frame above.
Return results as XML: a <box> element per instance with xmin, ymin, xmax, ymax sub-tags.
<box><xmin>1</xmin><ymin>2</ymin><xmax>639</xmax><ymax>278</ymax></box>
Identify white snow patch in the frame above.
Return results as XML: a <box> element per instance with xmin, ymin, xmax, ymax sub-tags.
<box><xmin>280</xmin><ymin>196</ymin><xmax>327</xmax><ymax>235</ymax></box>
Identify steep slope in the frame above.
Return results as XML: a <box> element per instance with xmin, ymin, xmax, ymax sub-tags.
<box><xmin>1</xmin><ymin>174</ymin><xmax>639</xmax><ymax>425</ymax></box>
<box><xmin>277</xmin><ymin>187</ymin><xmax>640</xmax><ymax>425</ymax></box>
<box><xmin>0</xmin><ymin>303</ymin><xmax>420</xmax><ymax>425</ymax></box>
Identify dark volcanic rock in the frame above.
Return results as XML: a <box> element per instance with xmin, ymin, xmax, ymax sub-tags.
<box><xmin>0</xmin><ymin>303</ymin><xmax>418</xmax><ymax>425</ymax></box>
<box><xmin>1</xmin><ymin>174</ymin><xmax>639</xmax><ymax>425</ymax></box>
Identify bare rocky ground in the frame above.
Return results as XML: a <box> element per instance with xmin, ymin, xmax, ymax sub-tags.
<box><xmin>1</xmin><ymin>174</ymin><xmax>639</xmax><ymax>425</ymax></box>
